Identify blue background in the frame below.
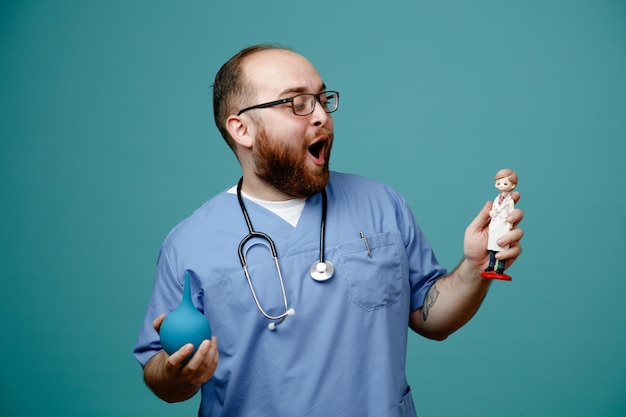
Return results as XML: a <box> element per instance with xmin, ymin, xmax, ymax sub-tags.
<box><xmin>1</xmin><ymin>1</ymin><xmax>624</xmax><ymax>416</ymax></box>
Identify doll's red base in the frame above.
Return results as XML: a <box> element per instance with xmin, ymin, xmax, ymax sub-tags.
<box><xmin>480</xmin><ymin>271</ymin><xmax>512</xmax><ymax>281</ymax></box>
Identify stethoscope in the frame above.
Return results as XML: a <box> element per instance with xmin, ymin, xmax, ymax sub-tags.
<box><xmin>236</xmin><ymin>178</ymin><xmax>334</xmax><ymax>330</ymax></box>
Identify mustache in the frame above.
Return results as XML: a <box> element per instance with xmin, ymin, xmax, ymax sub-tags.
<box><xmin>309</xmin><ymin>127</ymin><xmax>334</xmax><ymax>144</ymax></box>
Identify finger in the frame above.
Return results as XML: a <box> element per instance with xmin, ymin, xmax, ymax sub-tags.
<box><xmin>197</xmin><ymin>337</ymin><xmax>219</xmax><ymax>383</ymax></box>
<box><xmin>152</xmin><ymin>313</ymin><xmax>166</xmax><ymax>332</ymax></box>
<box><xmin>495</xmin><ymin>241</ymin><xmax>522</xmax><ymax>260</ymax></box>
<box><xmin>467</xmin><ymin>201</ymin><xmax>492</xmax><ymax>232</ymax></box>
<box><xmin>495</xmin><ymin>244</ymin><xmax>522</xmax><ymax>271</ymax></box>
<box><xmin>207</xmin><ymin>336</ymin><xmax>219</xmax><ymax>368</ymax></box>
<box><xmin>506</xmin><ymin>208</ymin><xmax>525</xmax><ymax>227</ymax></box>
<box><xmin>185</xmin><ymin>340</ymin><xmax>211</xmax><ymax>369</ymax></box>
<box><xmin>497</xmin><ymin>227</ymin><xmax>525</xmax><ymax>249</ymax></box>
<box><xmin>165</xmin><ymin>343</ymin><xmax>195</xmax><ymax>372</ymax></box>
<box><xmin>194</xmin><ymin>338</ymin><xmax>219</xmax><ymax>377</ymax></box>
<box><xmin>509</xmin><ymin>190</ymin><xmax>521</xmax><ymax>204</ymax></box>
<box><xmin>181</xmin><ymin>339</ymin><xmax>218</xmax><ymax>384</ymax></box>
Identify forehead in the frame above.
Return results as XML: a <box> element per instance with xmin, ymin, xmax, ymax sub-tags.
<box><xmin>243</xmin><ymin>49</ymin><xmax>324</xmax><ymax>98</ymax></box>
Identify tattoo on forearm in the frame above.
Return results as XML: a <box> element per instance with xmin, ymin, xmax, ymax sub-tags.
<box><xmin>422</xmin><ymin>284</ymin><xmax>439</xmax><ymax>322</ymax></box>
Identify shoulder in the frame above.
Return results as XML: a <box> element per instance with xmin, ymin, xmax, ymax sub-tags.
<box><xmin>327</xmin><ymin>171</ymin><xmax>409</xmax><ymax>215</ymax></box>
<box><xmin>161</xmin><ymin>188</ymin><xmax>240</xmax><ymax>248</ymax></box>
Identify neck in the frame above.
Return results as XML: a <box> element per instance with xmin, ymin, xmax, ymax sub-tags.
<box><xmin>239</xmin><ymin>175</ymin><xmax>294</xmax><ymax>202</ymax></box>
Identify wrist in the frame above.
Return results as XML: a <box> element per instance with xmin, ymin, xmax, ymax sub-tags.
<box><xmin>459</xmin><ymin>258</ymin><xmax>485</xmax><ymax>281</ymax></box>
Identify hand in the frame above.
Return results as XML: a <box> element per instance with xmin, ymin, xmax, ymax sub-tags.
<box><xmin>152</xmin><ymin>314</ymin><xmax>219</xmax><ymax>387</ymax></box>
<box><xmin>464</xmin><ymin>191</ymin><xmax>524</xmax><ymax>271</ymax></box>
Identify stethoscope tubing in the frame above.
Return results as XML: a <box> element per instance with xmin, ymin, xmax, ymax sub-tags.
<box><xmin>235</xmin><ymin>177</ymin><xmax>330</xmax><ymax>329</ymax></box>
<box><xmin>318</xmin><ymin>189</ymin><xmax>328</xmax><ymax>264</ymax></box>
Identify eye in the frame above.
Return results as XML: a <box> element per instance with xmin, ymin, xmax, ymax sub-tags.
<box><xmin>293</xmin><ymin>101</ymin><xmax>307</xmax><ymax>112</ymax></box>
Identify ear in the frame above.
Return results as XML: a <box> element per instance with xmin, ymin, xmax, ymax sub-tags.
<box><xmin>226</xmin><ymin>115</ymin><xmax>254</xmax><ymax>149</ymax></box>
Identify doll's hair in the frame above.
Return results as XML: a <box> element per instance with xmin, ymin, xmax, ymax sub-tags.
<box><xmin>494</xmin><ymin>168</ymin><xmax>518</xmax><ymax>185</ymax></box>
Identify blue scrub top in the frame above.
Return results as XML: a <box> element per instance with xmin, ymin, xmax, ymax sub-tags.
<box><xmin>134</xmin><ymin>172</ymin><xmax>447</xmax><ymax>417</ymax></box>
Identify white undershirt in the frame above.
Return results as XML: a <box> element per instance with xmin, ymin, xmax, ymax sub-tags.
<box><xmin>227</xmin><ymin>186</ymin><xmax>306</xmax><ymax>227</ymax></box>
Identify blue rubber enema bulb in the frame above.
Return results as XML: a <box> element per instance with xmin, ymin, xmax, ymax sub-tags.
<box><xmin>159</xmin><ymin>271</ymin><xmax>212</xmax><ymax>356</ymax></box>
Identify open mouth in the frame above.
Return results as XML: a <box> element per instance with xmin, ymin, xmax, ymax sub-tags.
<box><xmin>308</xmin><ymin>141</ymin><xmax>325</xmax><ymax>159</ymax></box>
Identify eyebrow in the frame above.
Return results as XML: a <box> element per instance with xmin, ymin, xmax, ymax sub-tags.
<box><xmin>279</xmin><ymin>83</ymin><xmax>327</xmax><ymax>97</ymax></box>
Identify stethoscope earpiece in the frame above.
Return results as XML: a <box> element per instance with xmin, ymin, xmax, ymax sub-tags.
<box><xmin>268</xmin><ymin>308</ymin><xmax>296</xmax><ymax>331</ymax></box>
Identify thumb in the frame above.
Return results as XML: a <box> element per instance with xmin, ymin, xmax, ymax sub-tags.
<box><xmin>467</xmin><ymin>201</ymin><xmax>492</xmax><ymax>233</ymax></box>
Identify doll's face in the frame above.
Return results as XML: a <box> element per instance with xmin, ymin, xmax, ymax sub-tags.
<box><xmin>495</xmin><ymin>177</ymin><xmax>516</xmax><ymax>192</ymax></box>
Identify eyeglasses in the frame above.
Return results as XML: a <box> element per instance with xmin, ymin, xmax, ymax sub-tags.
<box><xmin>237</xmin><ymin>91</ymin><xmax>339</xmax><ymax>116</ymax></box>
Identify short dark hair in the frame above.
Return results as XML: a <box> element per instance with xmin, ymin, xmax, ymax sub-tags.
<box><xmin>212</xmin><ymin>44</ymin><xmax>292</xmax><ymax>150</ymax></box>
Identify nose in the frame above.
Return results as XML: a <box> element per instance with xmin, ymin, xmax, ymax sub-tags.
<box><xmin>311</xmin><ymin>98</ymin><xmax>330</xmax><ymax>127</ymax></box>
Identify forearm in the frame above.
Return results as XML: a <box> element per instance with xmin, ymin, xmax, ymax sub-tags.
<box><xmin>143</xmin><ymin>351</ymin><xmax>202</xmax><ymax>403</ymax></box>
<box><xmin>410</xmin><ymin>258</ymin><xmax>490</xmax><ymax>340</ymax></box>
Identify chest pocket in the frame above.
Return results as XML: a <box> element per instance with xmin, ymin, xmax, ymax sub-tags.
<box><xmin>336</xmin><ymin>231</ymin><xmax>405</xmax><ymax>311</ymax></box>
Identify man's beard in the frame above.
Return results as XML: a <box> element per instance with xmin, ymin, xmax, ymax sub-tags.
<box><xmin>253</xmin><ymin>125</ymin><xmax>332</xmax><ymax>198</ymax></box>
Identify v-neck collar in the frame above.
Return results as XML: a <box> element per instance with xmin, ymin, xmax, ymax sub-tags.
<box><xmin>233</xmin><ymin>190</ymin><xmax>325</xmax><ymax>259</ymax></box>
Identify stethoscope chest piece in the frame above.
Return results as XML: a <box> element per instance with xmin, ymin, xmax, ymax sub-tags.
<box><xmin>310</xmin><ymin>260</ymin><xmax>334</xmax><ymax>281</ymax></box>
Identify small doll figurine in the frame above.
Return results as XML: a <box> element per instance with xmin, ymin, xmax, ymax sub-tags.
<box><xmin>481</xmin><ymin>168</ymin><xmax>518</xmax><ymax>281</ymax></box>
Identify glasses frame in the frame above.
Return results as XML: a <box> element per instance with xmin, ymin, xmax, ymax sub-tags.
<box><xmin>237</xmin><ymin>91</ymin><xmax>339</xmax><ymax>116</ymax></box>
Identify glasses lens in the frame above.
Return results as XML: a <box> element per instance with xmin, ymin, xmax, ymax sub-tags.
<box><xmin>292</xmin><ymin>95</ymin><xmax>314</xmax><ymax>116</ymax></box>
<box><xmin>322</xmin><ymin>92</ymin><xmax>338</xmax><ymax>113</ymax></box>
<box><xmin>291</xmin><ymin>92</ymin><xmax>339</xmax><ymax>115</ymax></box>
